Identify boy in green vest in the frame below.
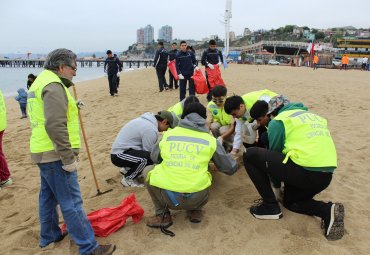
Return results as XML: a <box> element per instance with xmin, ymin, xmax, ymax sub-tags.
<box><xmin>206</xmin><ymin>85</ymin><xmax>234</xmax><ymax>151</ymax></box>
<box><xmin>145</xmin><ymin>102</ymin><xmax>237</xmax><ymax>228</ymax></box>
<box><xmin>244</xmin><ymin>97</ymin><xmax>344</xmax><ymax>241</ymax></box>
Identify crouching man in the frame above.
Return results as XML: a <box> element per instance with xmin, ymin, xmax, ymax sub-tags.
<box><xmin>145</xmin><ymin>102</ymin><xmax>237</xmax><ymax>228</ymax></box>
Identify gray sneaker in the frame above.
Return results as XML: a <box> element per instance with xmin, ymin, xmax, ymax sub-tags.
<box><xmin>121</xmin><ymin>177</ymin><xmax>144</xmax><ymax>188</ymax></box>
<box><xmin>119</xmin><ymin>167</ymin><xmax>130</xmax><ymax>175</ymax></box>
<box><xmin>90</xmin><ymin>244</ymin><xmax>116</xmax><ymax>255</ymax></box>
<box><xmin>322</xmin><ymin>203</ymin><xmax>345</xmax><ymax>241</ymax></box>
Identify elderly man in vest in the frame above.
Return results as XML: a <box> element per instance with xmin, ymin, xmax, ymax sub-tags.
<box><xmin>243</xmin><ymin>97</ymin><xmax>344</xmax><ymax>241</ymax></box>
<box><xmin>224</xmin><ymin>89</ymin><xmax>278</xmax><ymax>154</ymax></box>
<box><xmin>27</xmin><ymin>49</ymin><xmax>115</xmax><ymax>255</ymax></box>
<box><xmin>145</xmin><ymin>102</ymin><xmax>237</xmax><ymax>228</ymax></box>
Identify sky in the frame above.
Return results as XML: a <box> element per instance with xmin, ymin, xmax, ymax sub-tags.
<box><xmin>1</xmin><ymin>0</ymin><xmax>369</xmax><ymax>54</ymax></box>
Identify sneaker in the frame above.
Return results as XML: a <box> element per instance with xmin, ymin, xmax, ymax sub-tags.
<box><xmin>322</xmin><ymin>203</ymin><xmax>345</xmax><ymax>241</ymax></box>
<box><xmin>120</xmin><ymin>177</ymin><xmax>144</xmax><ymax>187</ymax></box>
<box><xmin>39</xmin><ymin>229</ymin><xmax>68</xmax><ymax>248</ymax></box>
<box><xmin>188</xmin><ymin>210</ymin><xmax>203</xmax><ymax>223</ymax></box>
<box><xmin>146</xmin><ymin>213</ymin><xmax>173</xmax><ymax>228</ymax></box>
<box><xmin>119</xmin><ymin>167</ymin><xmax>130</xmax><ymax>175</ymax></box>
<box><xmin>90</xmin><ymin>244</ymin><xmax>116</xmax><ymax>255</ymax></box>
<box><xmin>250</xmin><ymin>200</ymin><xmax>283</xmax><ymax>220</ymax></box>
<box><xmin>0</xmin><ymin>178</ymin><xmax>12</xmax><ymax>187</ymax></box>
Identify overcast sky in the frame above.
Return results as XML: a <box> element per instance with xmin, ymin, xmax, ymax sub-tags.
<box><xmin>1</xmin><ymin>0</ymin><xmax>369</xmax><ymax>54</ymax></box>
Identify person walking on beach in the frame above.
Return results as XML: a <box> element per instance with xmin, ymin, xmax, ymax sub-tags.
<box><xmin>313</xmin><ymin>54</ymin><xmax>319</xmax><ymax>70</ymax></box>
<box><xmin>27</xmin><ymin>73</ymin><xmax>37</xmax><ymax>90</ymax></box>
<box><xmin>0</xmin><ymin>90</ymin><xmax>12</xmax><ymax>190</ymax></box>
<box><xmin>15</xmin><ymin>88</ymin><xmax>28</xmax><ymax>119</ymax></box>
<box><xmin>104</xmin><ymin>50</ymin><xmax>122</xmax><ymax>96</ymax></box>
<box><xmin>224</xmin><ymin>89</ymin><xmax>278</xmax><ymax>155</ymax></box>
<box><xmin>361</xmin><ymin>56</ymin><xmax>368</xmax><ymax>71</ymax></box>
<box><xmin>340</xmin><ymin>55</ymin><xmax>349</xmax><ymax>70</ymax></box>
<box><xmin>168</xmin><ymin>42</ymin><xmax>178</xmax><ymax>90</ymax></box>
<box><xmin>201</xmin><ymin>39</ymin><xmax>224</xmax><ymax>101</ymax></box>
<box><xmin>243</xmin><ymin>98</ymin><xmax>345</xmax><ymax>241</ymax></box>
<box><xmin>154</xmin><ymin>42</ymin><xmax>169</xmax><ymax>92</ymax></box>
<box><xmin>27</xmin><ymin>48</ymin><xmax>116</xmax><ymax>255</ymax></box>
<box><xmin>113</xmin><ymin>54</ymin><xmax>121</xmax><ymax>88</ymax></box>
<box><xmin>176</xmin><ymin>41</ymin><xmax>199</xmax><ymax>101</ymax></box>
<box><xmin>111</xmin><ymin>111</ymin><xmax>174</xmax><ymax>187</ymax></box>
<box><xmin>145</xmin><ymin>102</ymin><xmax>237</xmax><ymax>228</ymax></box>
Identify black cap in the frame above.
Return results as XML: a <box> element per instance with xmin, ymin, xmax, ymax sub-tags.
<box><xmin>106</xmin><ymin>50</ymin><xmax>112</xmax><ymax>54</ymax></box>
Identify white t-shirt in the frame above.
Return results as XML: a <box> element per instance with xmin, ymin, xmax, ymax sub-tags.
<box><xmin>362</xmin><ymin>57</ymin><xmax>369</xmax><ymax>64</ymax></box>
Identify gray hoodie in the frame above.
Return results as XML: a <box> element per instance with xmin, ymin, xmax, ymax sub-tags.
<box><xmin>151</xmin><ymin>113</ymin><xmax>238</xmax><ymax>175</ymax></box>
<box><xmin>111</xmin><ymin>112</ymin><xmax>159</xmax><ymax>154</ymax></box>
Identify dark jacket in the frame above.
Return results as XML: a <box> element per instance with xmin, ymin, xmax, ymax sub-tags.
<box><xmin>201</xmin><ymin>48</ymin><xmax>223</xmax><ymax>66</ymax></box>
<box><xmin>168</xmin><ymin>49</ymin><xmax>178</xmax><ymax>61</ymax></box>
<box><xmin>154</xmin><ymin>47</ymin><xmax>168</xmax><ymax>69</ymax></box>
<box><xmin>176</xmin><ymin>51</ymin><xmax>197</xmax><ymax>76</ymax></box>
<box><xmin>104</xmin><ymin>57</ymin><xmax>123</xmax><ymax>75</ymax></box>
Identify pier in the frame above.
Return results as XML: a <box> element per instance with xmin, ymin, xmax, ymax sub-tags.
<box><xmin>0</xmin><ymin>59</ymin><xmax>154</xmax><ymax>69</ymax></box>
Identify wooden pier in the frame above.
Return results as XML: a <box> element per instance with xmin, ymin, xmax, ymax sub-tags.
<box><xmin>0</xmin><ymin>59</ymin><xmax>154</xmax><ymax>69</ymax></box>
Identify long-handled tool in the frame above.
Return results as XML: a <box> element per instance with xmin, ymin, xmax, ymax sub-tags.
<box><xmin>72</xmin><ymin>85</ymin><xmax>112</xmax><ymax>196</ymax></box>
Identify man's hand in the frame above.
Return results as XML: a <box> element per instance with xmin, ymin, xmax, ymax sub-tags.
<box><xmin>194</xmin><ymin>66</ymin><xmax>200</xmax><ymax>71</ymax></box>
<box><xmin>230</xmin><ymin>148</ymin><xmax>239</xmax><ymax>155</ymax></box>
<box><xmin>76</xmin><ymin>100</ymin><xmax>85</xmax><ymax>110</ymax></box>
<box><xmin>207</xmin><ymin>63</ymin><xmax>214</xmax><ymax>70</ymax></box>
<box><xmin>62</xmin><ymin>161</ymin><xmax>78</xmax><ymax>172</ymax></box>
<box><xmin>251</xmin><ymin>119</ymin><xmax>260</xmax><ymax>130</ymax></box>
<box><xmin>217</xmin><ymin>62</ymin><xmax>222</xmax><ymax>67</ymax></box>
<box><xmin>178</xmin><ymin>74</ymin><xmax>184</xmax><ymax>80</ymax></box>
<box><xmin>117</xmin><ymin>72</ymin><xmax>120</xmax><ymax>77</ymax></box>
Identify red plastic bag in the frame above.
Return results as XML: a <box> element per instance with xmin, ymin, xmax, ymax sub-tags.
<box><xmin>61</xmin><ymin>193</ymin><xmax>144</xmax><ymax>237</ymax></box>
<box><xmin>205</xmin><ymin>65</ymin><xmax>225</xmax><ymax>89</ymax></box>
<box><xmin>167</xmin><ymin>60</ymin><xmax>179</xmax><ymax>80</ymax></box>
<box><xmin>191</xmin><ymin>69</ymin><xmax>209</xmax><ymax>94</ymax></box>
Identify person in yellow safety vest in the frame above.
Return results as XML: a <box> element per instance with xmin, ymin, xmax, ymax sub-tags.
<box><xmin>145</xmin><ymin>102</ymin><xmax>237</xmax><ymax>229</ymax></box>
<box><xmin>27</xmin><ymin>49</ymin><xmax>116</xmax><ymax>254</ymax></box>
<box><xmin>167</xmin><ymin>95</ymin><xmax>199</xmax><ymax>121</ymax></box>
<box><xmin>206</xmin><ymin>85</ymin><xmax>234</xmax><ymax>151</ymax></box>
<box><xmin>243</xmin><ymin>97</ymin><xmax>344</xmax><ymax>241</ymax></box>
<box><xmin>224</xmin><ymin>89</ymin><xmax>278</xmax><ymax>155</ymax></box>
<box><xmin>0</xmin><ymin>90</ymin><xmax>12</xmax><ymax>189</ymax></box>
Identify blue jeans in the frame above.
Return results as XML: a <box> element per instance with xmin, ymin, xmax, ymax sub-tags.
<box><xmin>38</xmin><ymin>161</ymin><xmax>98</xmax><ymax>255</ymax></box>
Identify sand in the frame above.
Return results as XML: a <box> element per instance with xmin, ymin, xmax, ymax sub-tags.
<box><xmin>0</xmin><ymin>65</ymin><xmax>370</xmax><ymax>255</ymax></box>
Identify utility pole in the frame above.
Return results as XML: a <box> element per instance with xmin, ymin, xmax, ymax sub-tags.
<box><xmin>224</xmin><ymin>0</ymin><xmax>232</xmax><ymax>56</ymax></box>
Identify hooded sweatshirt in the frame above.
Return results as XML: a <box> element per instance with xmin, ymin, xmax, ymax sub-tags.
<box><xmin>111</xmin><ymin>112</ymin><xmax>159</xmax><ymax>154</ymax></box>
<box><xmin>15</xmin><ymin>88</ymin><xmax>28</xmax><ymax>104</ymax></box>
<box><xmin>151</xmin><ymin>112</ymin><xmax>237</xmax><ymax>175</ymax></box>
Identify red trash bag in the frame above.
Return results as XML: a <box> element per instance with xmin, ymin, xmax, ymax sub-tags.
<box><xmin>61</xmin><ymin>193</ymin><xmax>144</xmax><ymax>237</ymax></box>
<box><xmin>191</xmin><ymin>69</ymin><xmax>209</xmax><ymax>94</ymax></box>
<box><xmin>205</xmin><ymin>65</ymin><xmax>225</xmax><ymax>89</ymax></box>
<box><xmin>167</xmin><ymin>60</ymin><xmax>179</xmax><ymax>80</ymax></box>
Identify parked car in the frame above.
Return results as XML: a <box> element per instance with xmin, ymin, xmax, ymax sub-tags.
<box><xmin>332</xmin><ymin>59</ymin><xmax>341</xmax><ymax>67</ymax></box>
<box><xmin>268</xmin><ymin>59</ymin><xmax>280</xmax><ymax>65</ymax></box>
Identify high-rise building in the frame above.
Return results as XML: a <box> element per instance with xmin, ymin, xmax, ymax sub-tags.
<box><xmin>158</xmin><ymin>25</ymin><xmax>173</xmax><ymax>42</ymax></box>
<box><xmin>144</xmin><ymin>25</ymin><xmax>154</xmax><ymax>44</ymax></box>
<box><xmin>243</xmin><ymin>28</ymin><xmax>252</xmax><ymax>37</ymax></box>
<box><xmin>137</xmin><ymin>28</ymin><xmax>144</xmax><ymax>44</ymax></box>
<box><xmin>229</xmin><ymin>31</ymin><xmax>236</xmax><ymax>41</ymax></box>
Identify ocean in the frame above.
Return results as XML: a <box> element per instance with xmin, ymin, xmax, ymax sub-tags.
<box><xmin>0</xmin><ymin>65</ymin><xmax>135</xmax><ymax>97</ymax></box>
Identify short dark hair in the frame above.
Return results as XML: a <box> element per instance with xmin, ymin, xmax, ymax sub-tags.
<box><xmin>158</xmin><ymin>42</ymin><xmax>164</xmax><ymax>46</ymax></box>
<box><xmin>181</xmin><ymin>102</ymin><xmax>207</xmax><ymax>119</ymax></box>
<box><xmin>28</xmin><ymin>73</ymin><xmax>36</xmax><ymax>79</ymax></box>
<box><xmin>212</xmin><ymin>85</ymin><xmax>227</xmax><ymax>97</ymax></box>
<box><xmin>172</xmin><ymin>42</ymin><xmax>177</xmax><ymax>45</ymax></box>
<box><xmin>250</xmin><ymin>100</ymin><xmax>269</xmax><ymax>119</ymax></box>
<box><xmin>209</xmin><ymin>39</ymin><xmax>216</xmax><ymax>45</ymax></box>
<box><xmin>224</xmin><ymin>95</ymin><xmax>244</xmax><ymax>114</ymax></box>
<box><xmin>180</xmin><ymin>40</ymin><xmax>187</xmax><ymax>45</ymax></box>
<box><xmin>106</xmin><ymin>50</ymin><xmax>112</xmax><ymax>54</ymax></box>
<box><xmin>184</xmin><ymin>95</ymin><xmax>199</xmax><ymax>107</ymax></box>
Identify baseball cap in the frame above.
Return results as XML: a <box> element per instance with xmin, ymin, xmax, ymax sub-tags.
<box><xmin>267</xmin><ymin>95</ymin><xmax>290</xmax><ymax>114</ymax></box>
<box><xmin>157</xmin><ymin>110</ymin><xmax>175</xmax><ymax>128</ymax></box>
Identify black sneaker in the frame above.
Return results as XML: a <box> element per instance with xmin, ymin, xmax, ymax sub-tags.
<box><xmin>322</xmin><ymin>203</ymin><xmax>345</xmax><ymax>241</ymax></box>
<box><xmin>250</xmin><ymin>200</ymin><xmax>283</xmax><ymax>220</ymax></box>
<box><xmin>90</xmin><ymin>244</ymin><xmax>116</xmax><ymax>255</ymax></box>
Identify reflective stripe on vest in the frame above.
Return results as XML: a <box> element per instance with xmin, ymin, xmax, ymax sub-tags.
<box><xmin>207</xmin><ymin>101</ymin><xmax>232</xmax><ymax>126</ymax></box>
<box><xmin>0</xmin><ymin>90</ymin><xmax>6</xmax><ymax>131</ymax></box>
<box><xmin>168</xmin><ymin>102</ymin><xmax>183</xmax><ymax>119</ymax></box>
<box><xmin>274</xmin><ymin>109</ymin><xmax>337</xmax><ymax>167</ymax></box>
<box><xmin>27</xmin><ymin>70</ymin><xmax>80</xmax><ymax>153</ymax></box>
<box><xmin>147</xmin><ymin>127</ymin><xmax>217</xmax><ymax>193</ymax></box>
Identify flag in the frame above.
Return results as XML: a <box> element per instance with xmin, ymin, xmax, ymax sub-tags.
<box><xmin>307</xmin><ymin>42</ymin><xmax>315</xmax><ymax>55</ymax></box>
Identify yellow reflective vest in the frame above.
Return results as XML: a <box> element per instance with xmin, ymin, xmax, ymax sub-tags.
<box><xmin>242</xmin><ymin>89</ymin><xmax>278</xmax><ymax>111</ymax></box>
<box><xmin>147</xmin><ymin>126</ymin><xmax>217</xmax><ymax>193</ymax></box>
<box><xmin>27</xmin><ymin>70</ymin><xmax>80</xmax><ymax>153</ymax></box>
<box><xmin>0</xmin><ymin>90</ymin><xmax>6</xmax><ymax>131</ymax></box>
<box><xmin>274</xmin><ymin>109</ymin><xmax>337</xmax><ymax>167</ymax></box>
<box><xmin>167</xmin><ymin>102</ymin><xmax>183</xmax><ymax>119</ymax></box>
<box><xmin>207</xmin><ymin>101</ymin><xmax>232</xmax><ymax>126</ymax></box>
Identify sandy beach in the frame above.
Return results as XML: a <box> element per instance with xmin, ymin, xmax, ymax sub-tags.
<box><xmin>1</xmin><ymin>65</ymin><xmax>370</xmax><ymax>255</ymax></box>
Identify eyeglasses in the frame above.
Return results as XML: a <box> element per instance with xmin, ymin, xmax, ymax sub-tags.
<box><xmin>212</xmin><ymin>98</ymin><xmax>224</xmax><ymax>103</ymax></box>
<box><xmin>67</xmin><ymin>65</ymin><xmax>77</xmax><ymax>71</ymax></box>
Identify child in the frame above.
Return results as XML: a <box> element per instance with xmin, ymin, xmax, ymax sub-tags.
<box><xmin>15</xmin><ymin>88</ymin><xmax>28</xmax><ymax>119</ymax></box>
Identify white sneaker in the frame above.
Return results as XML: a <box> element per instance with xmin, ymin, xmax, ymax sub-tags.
<box><xmin>119</xmin><ymin>167</ymin><xmax>130</xmax><ymax>175</ymax></box>
<box><xmin>121</xmin><ymin>177</ymin><xmax>144</xmax><ymax>187</ymax></box>
<box><xmin>0</xmin><ymin>178</ymin><xmax>12</xmax><ymax>187</ymax></box>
